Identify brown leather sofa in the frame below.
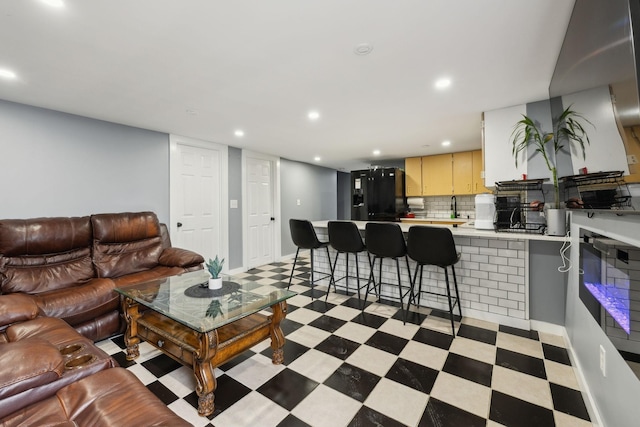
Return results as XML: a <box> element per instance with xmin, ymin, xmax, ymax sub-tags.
<box><xmin>0</xmin><ymin>294</ymin><xmax>191</xmax><ymax>426</ymax></box>
<box><xmin>0</xmin><ymin>212</ymin><xmax>204</xmax><ymax>342</ymax></box>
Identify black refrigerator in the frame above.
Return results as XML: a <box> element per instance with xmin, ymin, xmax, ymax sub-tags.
<box><xmin>351</xmin><ymin>167</ymin><xmax>407</xmax><ymax>221</ymax></box>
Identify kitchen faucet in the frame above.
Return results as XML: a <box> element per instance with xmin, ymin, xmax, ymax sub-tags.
<box><xmin>450</xmin><ymin>195</ymin><xmax>458</xmax><ymax>218</ymax></box>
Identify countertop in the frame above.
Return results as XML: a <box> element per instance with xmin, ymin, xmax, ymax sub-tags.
<box><xmin>311</xmin><ymin>220</ymin><xmax>567</xmax><ymax>241</ymax></box>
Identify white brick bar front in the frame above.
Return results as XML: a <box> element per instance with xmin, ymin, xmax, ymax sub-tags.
<box><xmin>309</xmin><ymin>221</ymin><xmax>565</xmax><ymax>330</ymax></box>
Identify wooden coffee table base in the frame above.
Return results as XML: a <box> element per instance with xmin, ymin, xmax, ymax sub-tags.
<box><xmin>121</xmin><ymin>298</ymin><xmax>288</xmax><ymax>416</ymax></box>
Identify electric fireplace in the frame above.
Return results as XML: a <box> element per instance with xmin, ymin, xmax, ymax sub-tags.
<box><xmin>580</xmin><ymin>231</ymin><xmax>639</xmax><ymax>357</ymax></box>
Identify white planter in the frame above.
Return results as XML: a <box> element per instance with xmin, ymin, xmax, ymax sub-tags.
<box><xmin>208</xmin><ymin>278</ymin><xmax>223</xmax><ymax>290</ymax></box>
<box><xmin>546</xmin><ymin>208</ymin><xmax>567</xmax><ymax>236</ymax></box>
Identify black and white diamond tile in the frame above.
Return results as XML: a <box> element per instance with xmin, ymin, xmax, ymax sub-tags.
<box><xmin>96</xmin><ymin>254</ymin><xmax>594</xmax><ymax>427</ymax></box>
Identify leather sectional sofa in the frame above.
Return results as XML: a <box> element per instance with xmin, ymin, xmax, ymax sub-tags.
<box><xmin>0</xmin><ymin>294</ymin><xmax>191</xmax><ymax>426</ymax></box>
<box><xmin>0</xmin><ymin>211</ymin><xmax>204</xmax><ymax>426</ymax></box>
<box><xmin>0</xmin><ymin>211</ymin><xmax>204</xmax><ymax>341</ymax></box>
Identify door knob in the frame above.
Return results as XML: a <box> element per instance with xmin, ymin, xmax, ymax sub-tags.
<box><xmin>177</xmin><ymin>222</ymin><xmax>183</xmax><ymax>228</ymax></box>
<box><xmin>270</xmin><ymin>217</ymin><xmax>275</xmax><ymax>221</ymax></box>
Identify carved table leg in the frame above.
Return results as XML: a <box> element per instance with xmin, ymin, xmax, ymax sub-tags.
<box><xmin>194</xmin><ymin>330</ymin><xmax>218</xmax><ymax>416</ymax></box>
<box><xmin>270</xmin><ymin>301</ymin><xmax>288</xmax><ymax>364</ymax></box>
<box><xmin>121</xmin><ymin>297</ymin><xmax>141</xmax><ymax>361</ymax></box>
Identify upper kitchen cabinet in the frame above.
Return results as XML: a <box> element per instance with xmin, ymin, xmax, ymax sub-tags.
<box><xmin>484</xmin><ymin>104</ymin><xmax>527</xmax><ymax>185</ymax></box>
<box><xmin>452</xmin><ymin>151</ymin><xmax>473</xmax><ymax>194</ymax></box>
<box><xmin>623</xmin><ymin>126</ymin><xmax>640</xmax><ymax>183</ymax></box>
<box><xmin>406</xmin><ymin>150</ymin><xmax>487</xmax><ymax>196</ymax></box>
<box><xmin>405</xmin><ymin>156</ymin><xmax>423</xmax><ymax>196</ymax></box>
<box><xmin>422</xmin><ymin>154</ymin><xmax>452</xmax><ymax>196</ymax></box>
<box><xmin>472</xmin><ymin>150</ymin><xmax>490</xmax><ymax>193</ymax></box>
<box><xmin>560</xmin><ymin>86</ymin><xmax>629</xmax><ymax>176</ymax></box>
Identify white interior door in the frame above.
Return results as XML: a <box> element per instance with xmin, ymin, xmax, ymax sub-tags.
<box><xmin>170</xmin><ymin>135</ymin><xmax>228</xmax><ymax>267</ymax></box>
<box><xmin>243</xmin><ymin>151</ymin><xmax>280</xmax><ymax>269</ymax></box>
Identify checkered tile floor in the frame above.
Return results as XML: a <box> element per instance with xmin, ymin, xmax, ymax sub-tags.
<box><xmin>96</xmin><ymin>255</ymin><xmax>593</xmax><ymax>427</ymax></box>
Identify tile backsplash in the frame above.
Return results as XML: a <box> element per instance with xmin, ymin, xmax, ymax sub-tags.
<box><xmin>409</xmin><ymin>195</ymin><xmax>476</xmax><ymax>219</ymax></box>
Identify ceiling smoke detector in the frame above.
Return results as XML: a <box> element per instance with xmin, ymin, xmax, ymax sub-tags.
<box><xmin>354</xmin><ymin>43</ymin><xmax>373</xmax><ymax>56</ymax></box>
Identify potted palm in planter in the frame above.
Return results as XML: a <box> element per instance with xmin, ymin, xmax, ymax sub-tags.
<box><xmin>206</xmin><ymin>256</ymin><xmax>225</xmax><ymax>290</ymax></box>
<box><xmin>511</xmin><ymin>105</ymin><xmax>592</xmax><ymax>235</ymax></box>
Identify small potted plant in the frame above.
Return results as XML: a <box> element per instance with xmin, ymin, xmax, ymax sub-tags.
<box><xmin>206</xmin><ymin>256</ymin><xmax>225</xmax><ymax>290</ymax></box>
<box><xmin>511</xmin><ymin>104</ymin><xmax>592</xmax><ymax>235</ymax></box>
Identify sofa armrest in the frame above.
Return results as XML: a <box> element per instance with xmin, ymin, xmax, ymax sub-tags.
<box><xmin>0</xmin><ymin>294</ymin><xmax>39</xmax><ymax>328</ymax></box>
<box><xmin>158</xmin><ymin>247</ymin><xmax>204</xmax><ymax>268</ymax></box>
<box><xmin>0</xmin><ymin>339</ymin><xmax>65</xmax><ymax>400</ymax></box>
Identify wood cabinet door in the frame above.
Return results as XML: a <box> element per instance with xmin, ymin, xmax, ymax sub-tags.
<box><xmin>453</xmin><ymin>151</ymin><xmax>473</xmax><ymax>195</ymax></box>
<box><xmin>472</xmin><ymin>150</ymin><xmax>491</xmax><ymax>193</ymax></box>
<box><xmin>422</xmin><ymin>154</ymin><xmax>452</xmax><ymax>196</ymax></box>
<box><xmin>405</xmin><ymin>157</ymin><xmax>423</xmax><ymax>196</ymax></box>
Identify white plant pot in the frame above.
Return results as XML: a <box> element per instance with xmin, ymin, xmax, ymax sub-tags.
<box><xmin>208</xmin><ymin>278</ymin><xmax>223</xmax><ymax>290</ymax></box>
<box><xmin>546</xmin><ymin>208</ymin><xmax>567</xmax><ymax>236</ymax></box>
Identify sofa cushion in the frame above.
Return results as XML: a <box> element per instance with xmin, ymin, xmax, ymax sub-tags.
<box><xmin>0</xmin><ymin>368</ymin><xmax>191</xmax><ymax>427</ymax></box>
<box><xmin>0</xmin><ymin>248</ymin><xmax>94</xmax><ymax>294</ymax></box>
<box><xmin>32</xmin><ymin>278</ymin><xmax>119</xmax><ymax>326</ymax></box>
<box><xmin>5</xmin><ymin>317</ymin><xmax>92</xmax><ymax>348</ymax></box>
<box><xmin>0</xmin><ymin>339</ymin><xmax>64</xmax><ymax>400</ymax></box>
<box><xmin>0</xmin><ymin>294</ymin><xmax>39</xmax><ymax>328</ymax></box>
<box><xmin>0</xmin><ymin>217</ymin><xmax>94</xmax><ymax>294</ymax></box>
<box><xmin>91</xmin><ymin>212</ymin><xmax>164</xmax><ymax>278</ymax></box>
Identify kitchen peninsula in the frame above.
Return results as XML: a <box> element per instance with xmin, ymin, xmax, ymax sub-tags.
<box><xmin>310</xmin><ymin>220</ymin><xmax>567</xmax><ymax>332</ymax></box>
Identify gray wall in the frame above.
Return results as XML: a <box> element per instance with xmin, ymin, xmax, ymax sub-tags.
<box><xmin>0</xmin><ymin>100</ymin><xmax>169</xmax><ymax>221</ymax></box>
<box><xmin>228</xmin><ymin>146</ymin><xmax>243</xmax><ymax>269</ymax></box>
<box><xmin>529</xmin><ymin>241</ymin><xmax>566</xmax><ymax>325</ymax></box>
<box><xmin>337</xmin><ymin>171</ymin><xmax>350</xmax><ymax>220</ymax></box>
<box><xmin>280</xmin><ymin>158</ymin><xmax>338</xmax><ymax>256</ymax></box>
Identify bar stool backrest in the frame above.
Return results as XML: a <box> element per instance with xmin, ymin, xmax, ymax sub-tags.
<box><xmin>407</xmin><ymin>226</ymin><xmax>458</xmax><ymax>267</ymax></box>
<box><xmin>328</xmin><ymin>221</ymin><xmax>365</xmax><ymax>253</ymax></box>
<box><xmin>289</xmin><ymin>219</ymin><xmax>323</xmax><ymax>249</ymax></box>
<box><xmin>365</xmin><ymin>222</ymin><xmax>406</xmax><ymax>258</ymax></box>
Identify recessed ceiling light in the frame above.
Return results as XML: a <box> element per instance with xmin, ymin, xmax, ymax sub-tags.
<box><xmin>314</xmin><ymin>156</ymin><xmax>321</xmax><ymax>162</ymax></box>
<box><xmin>373</xmin><ymin>150</ymin><xmax>381</xmax><ymax>156</ymax></box>
<box><xmin>441</xmin><ymin>140</ymin><xmax>451</xmax><ymax>147</ymax></box>
<box><xmin>354</xmin><ymin>43</ymin><xmax>373</xmax><ymax>56</ymax></box>
<box><xmin>435</xmin><ymin>78</ymin><xmax>451</xmax><ymax>90</ymax></box>
<box><xmin>234</xmin><ymin>130</ymin><xmax>244</xmax><ymax>137</ymax></box>
<box><xmin>41</xmin><ymin>0</ymin><xmax>65</xmax><ymax>7</ymax></box>
<box><xmin>0</xmin><ymin>69</ymin><xmax>17</xmax><ymax>79</ymax></box>
<box><xmin>308</xmin><ymin>111</ymin><xmax>320</xmax><ymax>121</ymax></box>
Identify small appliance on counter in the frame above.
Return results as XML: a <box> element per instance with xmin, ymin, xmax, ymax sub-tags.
<box><xmin>475</xmin><ymin>194</ymin><xmax>495</xmax><ymax>229</ymax></box>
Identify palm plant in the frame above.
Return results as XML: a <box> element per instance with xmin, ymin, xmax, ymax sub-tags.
<box><xmin>511</xmin><ymin>105</ymin><xmax>592</xmax><ymax>208</ymax></box>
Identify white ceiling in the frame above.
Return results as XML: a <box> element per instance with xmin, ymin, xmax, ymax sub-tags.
<box><xmin>0</xmin><ymin>0</ymin><xmax>575</xmax><ymax>172</ymax></box>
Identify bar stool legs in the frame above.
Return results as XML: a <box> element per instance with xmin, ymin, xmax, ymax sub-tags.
<box><xmin>364</xmin><ymin>254</ymin><xmax>413</xmax><ymax>324</ymax></box>
<box><xmin>288</xmin><ymin>219</ymin><xmax>333</xmax><ymax>300</ymax></box>
<box><xmin>326</xmin><ymin>250</ymin><xmax>372</xmax><ymax>303</ymax></box>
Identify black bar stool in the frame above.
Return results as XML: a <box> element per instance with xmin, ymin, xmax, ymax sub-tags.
<box><xmin>406</xmin><ymin>225</ymin><xmax>462</xmax><ymax>336</ymax></box>
<box><xmin>326</xmin><ymin>221</ymin><xmax>372</xmax><ymax>302</ymax></box>
<box><xmin>288</xmin><ymin>219</ymin><xmax>333</xmax><ymax>298</ymax></box>
<box><xmin>363</xmin><ymin>222</ymin><xmax>413</xmax><ymax>324</ymax></box>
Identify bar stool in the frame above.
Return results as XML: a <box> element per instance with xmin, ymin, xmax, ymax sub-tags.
<box><xmin>363</xmin><ymin>222</ymin><xmax>413</xmax><ymax>324</ymax></box>
<box><xmin>288</xmin><ymin>219</ymin><xmax>333</xmax><ymax>298</ymax></box>
<box><xmin>326</xmin><ymin>221</ymin><xmax>372</xmax><ymax>302</ymax></box>
<box><xmin>406</xmin><ymin>225</ymin><xmax>462</xmax><ymax>336</ymax></box>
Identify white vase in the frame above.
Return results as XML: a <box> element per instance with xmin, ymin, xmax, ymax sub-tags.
<box><xmin>208</xmin><ymin>278</ymin><xmax>223</xmax><ymax>290</ymax></box>
<box><xmin>546</xmin><ymin>208</ymin><xmax>567</xmax><ymax>236</ymax></box>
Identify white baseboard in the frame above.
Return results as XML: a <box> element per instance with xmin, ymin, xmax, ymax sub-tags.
<box><xmin>461</xmin><ymin>308</ymin><xmax>531</xmax><ymax>330</ymax></box>
<box><xmin>529</xmin><ymin>320</ymin><xmax>566</xmax><ymax>336</ymax></box>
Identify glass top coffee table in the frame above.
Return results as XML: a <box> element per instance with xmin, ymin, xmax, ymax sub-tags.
<box><xmin>115</xmin><ymin>270</ymin><xmax>296</xmax><ymax>417</ymax></box>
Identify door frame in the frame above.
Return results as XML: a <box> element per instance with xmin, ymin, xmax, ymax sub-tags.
<box><xmin>242</xmin><ymin>150</ymin><xmax>281</xmax><ymax>269</ymax></box>
<box><xmin>169</xmin><ymin>134</ymin><xmax>229</xmax><ymax>268</ymax></box>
